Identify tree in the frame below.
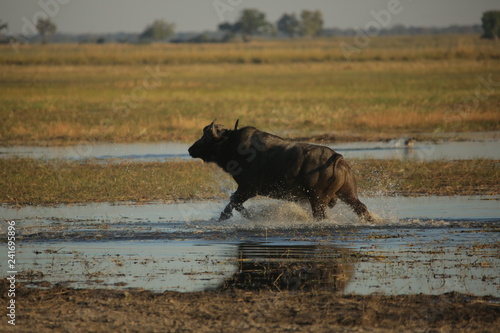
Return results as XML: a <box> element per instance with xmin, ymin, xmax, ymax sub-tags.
<box><xmin>300</xmin><ymin>10</ymin><xmax>323</xmax><ymax>37</ymax></box>
<box><xmin>481</xmin><ymin>11</ymin><xmax>500</xmax><ymax>40</ymax></box>
<box><xmin>0</xmin><ymin>20</ymin><xmax>7</xmax><ymax>40</ymax></box>
<box><xmin>219</xmin><ymin>9</ymin><xmax>271</xmax><ymax>42</ymax></box>
<box><xmin>239</xmin><ymin>9</ymin><xmax>271</xmax><ymax>41</ymax></box>
<box><xmin>36</xmin><ymin>18</ymin><xmax>56</xmax><ymax>44</ymax></box>
<box><xmin>218</xmin><ymin>21</ymin><xmax>242</xmax><ymax>41</ymax></box>
<box><xmin>277</xmin><ymin>13</ymin><xmax>300</xmax><ymax>38</ymax></box>
<box><xmin>140</xmin><ymin>19</ymin><xmax>175</xmax><ymax>42</ymax></box>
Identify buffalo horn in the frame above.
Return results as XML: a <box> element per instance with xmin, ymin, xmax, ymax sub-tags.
<box><xmin>234</xmin><ymin>119</ymin><xmax>239</xmax><ymax>130</ymax></box>
<box><xmin>210</xmin><ymin>119</ymin><xmax>218</xmax><ymax>138</ymax></box>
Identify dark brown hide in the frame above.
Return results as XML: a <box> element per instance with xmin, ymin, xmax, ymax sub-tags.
<box><xmin>189</xmin><ymin>121</ymin><xmax>373</xmax><ymax>221</ymax></box>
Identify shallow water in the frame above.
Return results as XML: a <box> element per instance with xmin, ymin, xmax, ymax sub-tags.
<box><xmin>334</xmin><ymin>140</ymin><xmax>500</xmax><ymax>160</ymax></box>
<box><xmin>2</xmin><ymin>196</ymin><xmax>499</xmax><ymax>233</ymax></box>
<box><xmin>1</xmin><ymin>140</ymin><xmax>499</xmax><ymax>161</ymax></box>
<box><xmin>1</xmin><ymin>196</ymin><xmax>499</xmax><ymax>296</ymax></box>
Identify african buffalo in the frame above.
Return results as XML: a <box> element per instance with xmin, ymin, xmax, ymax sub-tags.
<box><xmin>188</xmin><ymin>120</ymin><xmax>374</xmax><ymax>222</ymax></box>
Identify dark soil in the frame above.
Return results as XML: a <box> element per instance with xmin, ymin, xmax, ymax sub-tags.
<box><xmin>2</xmin><ymin>283</ymin><xmax>499</xmax><ymax>332</ymax></box>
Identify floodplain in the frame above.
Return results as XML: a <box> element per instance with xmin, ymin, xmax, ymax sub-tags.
<box><xmin>1</xmin><ymin>35</ymin><xmax>499</xmax><ymax>332</ymax></box>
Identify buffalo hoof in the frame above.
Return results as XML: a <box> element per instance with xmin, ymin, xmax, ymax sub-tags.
<box><xmin>362</xmin><ymin>212</ymin><xmax>376</xmax><ymax>223</ymax></box>
<box><xmin>238</xmin><ymin>208</ymin><xmax>252</xmax><ymax>220</ymax></box>
<box><xmin>219</xmin><ymin>211</ymin><xmax>232</xmax><ymax>221</ymax></box>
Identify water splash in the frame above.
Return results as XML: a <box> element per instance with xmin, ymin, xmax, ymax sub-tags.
<box><xmin>183</xmin><ymin>194</ymin><xmax>500</xmax><ymax>233</ymax></box>
<box><xmin>193</xmin><ymin>198</ymin><xmax>406</xmax><ymax>231</ymax></box>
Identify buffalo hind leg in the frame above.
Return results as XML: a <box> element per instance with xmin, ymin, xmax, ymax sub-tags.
<box><xmin>335</xmin><ymin>160</ymin><xmax>374</xmax><ymax>222</ymax></box>
<box><xmin>339</xmin><ymin>193</ymin><xmax>374</xmax><ymax>222</ymax></box>
<box><xmin>342</xmin><ymin>197</ymin><xmax>374</xmax><ymax>222</ymax></box>
<box><xmin>308</xmin><ymin>196</ymin><xmax>327</xmax><ymax>220</ymax></box>
<box><xmin>328</xmin><ymin>196</ymin><xmax>338</xmax><ymax>209</ymax></box>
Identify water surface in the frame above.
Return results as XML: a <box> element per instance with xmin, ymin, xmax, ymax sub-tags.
<box><xmin>1</xmin><ymin>196</ymin><xmax>499</xmax><ymax>296</ymax></box>
<box><xmin>2</xmin><ymin>140</ymin><xmax>499</xmax><ymax>161</ymax></box>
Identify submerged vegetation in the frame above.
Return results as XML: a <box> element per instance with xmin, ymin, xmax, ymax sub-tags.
<box><xmin>1</xmin><ymin>158</ymin><xmax>498</xmax><ymax>206</ymax></box>
<box><xmin>1</xmin><ymin>35</ymin><xmax>499</xmax><ymax>146</ymax></box>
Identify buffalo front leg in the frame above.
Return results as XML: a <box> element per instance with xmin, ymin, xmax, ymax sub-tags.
<box><xmin>219</xmin><ymin>189</ymin><xmax>253</xmax><ymax>221</ymax></box>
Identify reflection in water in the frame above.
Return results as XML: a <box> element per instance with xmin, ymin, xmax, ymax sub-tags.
<box><xmin>222</xmin><ymin>243</ymin><xmax>354</xmax><ymax>292</ymax></box>
<box><xmin>3</xmin><ymin>235</ymin><xmax>499</xmax><ymax>296</ymax></box>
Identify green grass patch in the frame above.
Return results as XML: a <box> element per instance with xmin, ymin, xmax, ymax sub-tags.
<box><xmin>1</xmin><ymin>158</ymin><xmax>497</xmax><ymax>206</ymax></box>
<box><xmin>352</xmin><ymin>159</ymin><xmax>500</xmax><ymax>196</ymax></box>
<box><xmin>0</xmin><ymin>158</ymin><xmax>224</xmax><ymax>205</ymax></box>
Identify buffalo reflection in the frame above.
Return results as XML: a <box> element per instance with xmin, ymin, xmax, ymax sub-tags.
<box><xmin>221</xmin><ymin>242</ymin><xmax>355</xmax><ymax>292</ymax></box>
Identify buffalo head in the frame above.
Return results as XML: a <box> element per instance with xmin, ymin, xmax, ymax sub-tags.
<box><xmin>188</xmin><ymin>120</ymin><xmax>234</xmax><ymax>162</ymax></box>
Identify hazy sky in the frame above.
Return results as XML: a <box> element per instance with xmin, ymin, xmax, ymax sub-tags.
<box><xmin>2</xmin><ymin>0</ymin><xmax>499</xmax><ymax>35</ymax></box>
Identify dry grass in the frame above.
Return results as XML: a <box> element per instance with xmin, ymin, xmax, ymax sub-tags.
<box><xmin>1</xmin><ymin>61</ymin><xmax>499</xmax><ymax>146</ymax></box>
<box><xmin>352</xmin><ymin>109</ymin><xmax>500</xmax><ymax>132</ymax></box>
<box><xmin>2</xmin><ymin>35</ymin><xmax>499</xmax><ymax>65</ymax></box>
<box><xmin>1</xmin><ymin>35</ymin><xmax>499</xmax><ymax>146</ymax></box>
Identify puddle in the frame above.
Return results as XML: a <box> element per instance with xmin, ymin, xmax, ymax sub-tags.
<box><xmin>1</xmin><ymin>196</ymin><xmax>499</xmax><ymax>296</ymax></box>
<box><xmin>345</xmin><ymin>231</ymin><xmax>500</xmax><ymax>296</ymax></box>
<box><xmin>1</xmin><ymin>140</ymin><xmax>499</xmax><ymax>161</ymax></box>
<box><xmin>12</xmin><ymin>240</ymin><xmax>237</xmax><ymax>293</ymax></box>
<box><xmin>3</xmin><ymin>232</ymin><xmax>499</xmax><ymax>296</ymax></box>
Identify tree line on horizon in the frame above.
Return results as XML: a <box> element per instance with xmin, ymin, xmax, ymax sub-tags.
<box><xmin>0</xmin><ymin>9</ymin><xmax>499</xmax><ymax>45</ymax></box>
<box><xmin>217</xmin><ymin>9</ymin><xmax>324</xmax><ymax>42</ymax></box>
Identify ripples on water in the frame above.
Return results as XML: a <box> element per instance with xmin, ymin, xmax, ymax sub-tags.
<box><xmin>1</xmin><ymin>196</ymin><xmax>499</xmax><ymax>296</ymax></box>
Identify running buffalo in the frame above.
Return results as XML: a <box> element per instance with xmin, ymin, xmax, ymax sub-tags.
<box><xmin>188</xmin><ymin>120</ymin><xmax>374</xmax><ymax>222</ymax></box>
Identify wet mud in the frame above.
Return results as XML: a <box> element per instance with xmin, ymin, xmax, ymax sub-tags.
<box><xmin>2</xmin><ymin>281</ymin><xmax>499</xmax><ymax>333</ymax></box>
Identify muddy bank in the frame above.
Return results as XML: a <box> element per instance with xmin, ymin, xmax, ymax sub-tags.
<box><xmin>2</xmin><ymin>284</ymin><xmax>499</xmax><ymax>333</ymax></box>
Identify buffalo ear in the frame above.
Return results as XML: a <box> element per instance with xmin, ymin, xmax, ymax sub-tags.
<box><xmin>234</xmin><ymin>119</ymin><xmax>239</xmax><ymax>130</ymax></box>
